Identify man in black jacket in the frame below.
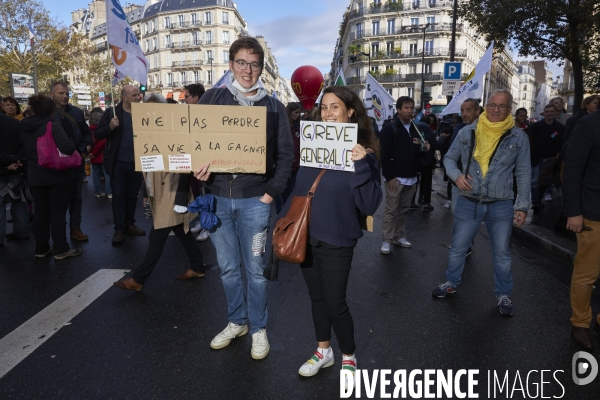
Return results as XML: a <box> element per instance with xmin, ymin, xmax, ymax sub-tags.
<box><xmin>528</xmin><ymin>104</ymin><xmax>564</xmax><ymax>209</ymax></box>
<box><xmin>95</xmin><ymin>85</ymin><xmax>145</xmax><ymax>244</ymax></box>
<box><xmin>0</xmin><ymin>114</ymin><xmax>29</xmax><ymax>244</ymax></box>
<box><xmin>50</xmin><ymin>82</ymin><xmax>93</xmax><ymax>241</ymax></box>
<box><xmin>563</xmin><ymin>109</ymin><xmax>600</xmax><ymax>350</ymax></box>
<box><xmin>379</xmin><ymin>96</ymin><xmax>431</xmax><ymax>254</ymax></box>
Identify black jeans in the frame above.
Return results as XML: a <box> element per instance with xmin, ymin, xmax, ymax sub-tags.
<box><xmin>110</xmin><ymin>160</ymin><xmax>143</xmax><ymax>232</ymax></box>
<box><xmin>31</xmin><ymin>179</ymin><xmax>74</xmax><ymax>254</ymax></box>
<box><xmin>132</xmin><ymin>223</ymin><xmax>205</xmax><ymax>284</ymax></box>
<box><xmin>300</xmin><ymin>238</ymin><xmax>355</xmax><ymax>355</ymax></box>
<box><xmin>68</xmin><ymin>163</ymin><xmax>85</xmax><ymax>229</ymax></box>
<box><xmin>418</xmin><ymin>167</ymin><xmax>433</xmax><ymax>204</ymax></box>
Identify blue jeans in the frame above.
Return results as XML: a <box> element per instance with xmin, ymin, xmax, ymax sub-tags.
<box><xmin>446</xmin><ymin>196</ymin><xmax>514</xmax><ymax>297</ymax></box>
<box><xmin>209</xmin><ymin>196</ymin><xmax>271</xmax><ymax>334</ymax></box>
<box><xmin>92</xmin><ymin>163</ymin><xmax>111</xmax><ymax>195</ymax></box>
<box><xmin>0</xmin><ymin>174</ymin><xmax>30</xmax><ymax>241</ymax></box>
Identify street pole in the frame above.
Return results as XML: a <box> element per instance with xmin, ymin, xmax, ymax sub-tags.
<box><xmin>31</xmin><ymin>37</ymin><xmax>38</xmax><ymax>95</ymax></box>
<box><xmin>421</xmin><ymin>23</ymin><xmax>430</xmax><ymax>111</ymax></box>
<box><xmin>447</xmin><ymin>0</ymin><xmax>458</xmax><ymax>105</ymax></box>
<box><xmin>209</xmin><ymin>57</ymin><xmax>213</xmax><ymax>86</ymax></box>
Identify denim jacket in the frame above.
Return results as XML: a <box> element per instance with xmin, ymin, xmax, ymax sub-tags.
<box><xmin>444</xmin><ymin>119</ymin><xmax>532</xmax><ymax>211</ymax></box>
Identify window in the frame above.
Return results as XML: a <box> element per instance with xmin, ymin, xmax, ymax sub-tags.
<box><xmin>205</xmin><ymin>31</ymin><xmax>213</xmax><ymax>44</ymax></box>
<box><xmin>193</xmin><ymin>71</ymin><xmax>199</xmax><ymax>83</ymax></box>
<box><xmin>425</xmin><ymin>40</ymin><xmax>433</xmax><ymax>55</ymax></box>
<box><xmin>222</xmin><ymin>11</ymin><xmax>229</xmax><ymax>24</ymax></box>
<box><xmin>205</xmin><ymin>50</ymin><xmax>213</xmax><ymax>63</ymax></box>
<box><xmin>143</xmin><ymin>23</ymin><xmax>147</xmax><ymax>34</ymax></box>
<box><xmin>408</xmin><ymin>87</ymin><xmax>414</xmax><ymax>97</ymax></box>
<box><xmin>411</xmin><ymin>18</ymin><xmax>419</xmax><ymax>26</ymax></box>
<box><xmin>144</xmin><ymin>40</ymin><xmax>148</xmax><ymax>52</ymax></box>
<box><xmin>192</xmin><ymin>32</ymin><xmax>200</xmax><ymax>45</ymax></box>
<box><xmin>152</xmin><ymin>38</ymin><xmax>157</xmax><ymax>50</ymax></box>
<box><xmin>412</xmin><ymin>0</ymin><xmax>420</xmax><ymax>8</ymax></box>
<box><xmin>428</xmin><ymin>0</ymin><xmax>436</xmax><ymax>6</ymax></box>
<box><xmin>387</xmin><ymin>19</ymin><xmax>395</xmax><ymax>34</ymax></box>
<box><xmin>165</xmin><ymin>17</ymin><xmax>171</xmax><ymax>28</ymax></box>
<box><xmin>191</xmin><ymin>13</ymin><xmax>197</xmax><ymax>25</ymax></box>
<box><xmin>165</xmin><ymin>35</ymin><xmax>171</xmax><ymax>47</ymax></box>
<box><xmin>223</xmin><ymin>50</ymin><xmax>229</xmax><ymax>62</ymax></box>
<box><xmin>371</xmin><ymin>42</ymin><xmax>379</xmax><ymax>54</ymax></box>
<box><xmin>424</xmin><ymin>63</ymin><xmax>432</xmax><ymax>73</ymax></box>
<box><xmin>207</xmin><ymin>70</ymin><xmax>213</xmax><ymax>85</ymax></box>
<box><xmin>427</xmin><ymin>16</ymin><xmax>435</xmax><ymax>29</ymax></box>
<box><xmin>386</xmin><ymin>41</ymin><xmax>394</xmax><ymax>55</ymax></box>
<box><xmin>178</xmin><ymin>15</ymin><xmax>184</xmax><ymax>26</ymax></box>
<box><xmin>523</xmin><ymin>85</ymin><xmax>527</xmax><ymax>91</ymax></box>
<box><xmin>167</xmin><ymin>73</ymin><xmax>173</xmax><ymax>86</ymax></box>
<box><xmin>356</xmin><ymin>23</ymin><xmax>363</xmax><ymax>37</ymax></box>
<box><xmin>355</xmin><ymin>68</ymin><xmax>360</xmax><ymax>77</ymax></box>
<box><xmin>387</xmin><ymin>88</ymin><xmax>393</xmax><ymax>96</ymax></box>
<box><xmin>409</xmin><ymin>43</ymin><xmax>418</xmax><ymax>56</ymax></box>
<box><xmin>222</xmin><ymin>31</ymin><xmax>230</xmax><ymax>44</ymax></box>
<box><xmin>372</xmin><ymin>21</ymin><xmax>380</xmax><ymax>35</ymax></box>
<box><xmin>205</xmin><ymin>11</ymin><xmax>212</xmax><ymax>25</ymax></box>
<box><xmin>522</xmin><ymin>93</ymin><xmax>526</xmax><ymax>100</ymax></box>
<box><xmin>409</xmin><ymin>63</ymin><xmax>417</xmax><ymax>74</ymax></box>
<box><xmin>371</xmin><ymin>66</ymin><xmax>379</xmax><ymax>73</ymax></box>
<box><xmin>150</xmin><ymin>20</ymin><xmax>155</xmax><ymax>32</ymax></box>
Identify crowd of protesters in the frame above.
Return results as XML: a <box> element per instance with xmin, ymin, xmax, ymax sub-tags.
<box><xmin>2</xmin><ymin>35</ymin><xmax>600</xmax><ymax>387</ymax></box>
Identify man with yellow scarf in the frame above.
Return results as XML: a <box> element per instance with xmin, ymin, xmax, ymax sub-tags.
<box><xmin>432</xmin><ymin>89</ymin><xmax>531</xmax><ymax>316</ymax></box>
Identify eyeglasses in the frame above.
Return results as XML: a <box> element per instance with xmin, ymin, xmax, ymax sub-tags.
<box><xmin>486</xmin><ymin>103</ymin><xmax>510</xmax><ymax>111</ymax></box>
<box><xmin>233</xmin><ymin>59</ymin><xmax>262</xmax><ymax>72</ymax></box>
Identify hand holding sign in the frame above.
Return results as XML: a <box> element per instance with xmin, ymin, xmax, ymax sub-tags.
<box><xmin>194</xmin><ymin>163</ymin><xmax>211</xmax><ymax>181</ymax></box>
<box><xmin>351</xmin><ymin>144</ymin><xmax>367</xmax><ymax>162</ymax></box>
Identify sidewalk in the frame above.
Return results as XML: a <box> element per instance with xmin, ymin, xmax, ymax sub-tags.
<box><xmin>429</xmin><ymin>168</ymin><xmax>577</xmax><ymax>266</ymax></box>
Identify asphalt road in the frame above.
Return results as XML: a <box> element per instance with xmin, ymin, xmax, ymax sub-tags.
<box><xmin>1</xmin><ymin>180</ymin><xmax>599</xmax><ymax>399</ymax></box>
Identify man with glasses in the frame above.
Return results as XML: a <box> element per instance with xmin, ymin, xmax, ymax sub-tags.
<box><xmin>95</xmin><ymin>85</ymin><xmax>146</xmax><ymax>244</ymax></box>
<box><xmin>183</xmin><ymin>83</ymin><xmax>205</xmax><ymax>104</ymax></box>
<box><xmin>432</xmin><ymin>89</ymin><xmax>531</xmax><ymax>316</ymax></box>
<box><xmin>193</xmin><ymin>37</ymin><xmax>293</xmax><ymax>359</ymax></box>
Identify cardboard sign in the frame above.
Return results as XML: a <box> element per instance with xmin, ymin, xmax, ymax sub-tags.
<box><xmin>299</xmin><ymin>121</ymin><xmax>358</xmax><ymax>171</ymax></box>
<box><xmin>132</xmin><ymin>103</ymin><xmax>267</xmax><ymax>173</ymax></box>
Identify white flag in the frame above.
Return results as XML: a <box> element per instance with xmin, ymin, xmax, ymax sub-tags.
<box><xmin>364</xmin><ymin>73</ymin><xmax>396</xmax><ymax>130</ymax></box>
<box><xmin>106</xmin><ymin>0</ymin><xmax>149</xmax><ymax>84</ymax></box>
<box><xmin>440</xmin><ymin>41</ymin><xmax>494</xmax><ymax>116</ymax></box>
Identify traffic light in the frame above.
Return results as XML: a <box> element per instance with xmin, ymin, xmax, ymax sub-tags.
<box><xmin>140</xmin><ymin>84</ymin><xmax>147</xmax><ymax>95</ymax></box>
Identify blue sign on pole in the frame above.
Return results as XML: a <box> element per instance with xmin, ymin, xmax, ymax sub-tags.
<box><xmin>444</xmin><ymin>62</ymin><xmax>462</xmax><ymax>80</ymax></box>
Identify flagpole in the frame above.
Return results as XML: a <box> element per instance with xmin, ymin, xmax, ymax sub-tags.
<box><xmin>31</xmin><ymin>38</ymin><xmax>38</xmax><ymax>95</ymax></box>
<box><xmin>110</xmin><ymin>63</ymin><xmax>116</xmax><ymax>118</ymax></box>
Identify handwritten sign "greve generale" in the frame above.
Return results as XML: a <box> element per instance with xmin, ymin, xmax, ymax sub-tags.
<box><xmin>300</xmin><ymin>121</ymin><xmax>358</xmax><ymax>171</ymax></box>
<box><xmin>131</xmin><ymin>103</ymin><xmax>267</xmax><ymax>173</ymax></box>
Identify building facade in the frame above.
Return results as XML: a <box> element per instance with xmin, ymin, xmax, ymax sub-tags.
<box><xmin>515</xmin><ymin>61</ymin><xmax>537</xmax><ymax>116</ymax></box>
<box><xmin>558</xmin><ymin>60</ymin><xmax>598</xmax><ymax>113</ymax></box>
<box><xmin>330</xmin><ymin>0</ymin><xmax>517</xmax><ymax>114</ymax></box>
<box><xmin>69</xmin><ymin>0</ymin><xmax>295</xmax><ymax>104</ymax></box>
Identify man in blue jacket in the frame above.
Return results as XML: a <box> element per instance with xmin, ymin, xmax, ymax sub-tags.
<box><xmin>50</xmin><ymin>82</ymin><xmax>93</xmax><ymax>242</ymax></box>
<box><xmin>432</xmin><ymin>89</ymin><xmax>531</xmax><ymax>316</ymax></box>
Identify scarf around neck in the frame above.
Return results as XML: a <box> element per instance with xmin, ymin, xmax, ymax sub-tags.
<box><xmin>473</xmin><ymin>111</ymin><xmax>515</xmax><ymax>177</ymax></box>
<box><xmin>227</xmin><ymin>79</ymin><xmax>268</xmax><ymax>106</ymax></box>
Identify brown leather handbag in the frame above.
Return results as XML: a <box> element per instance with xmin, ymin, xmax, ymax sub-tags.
<box><xmin>272</xmin><ymin>170</ymin><xmax>326</xmax><ymax>263</ymax></box>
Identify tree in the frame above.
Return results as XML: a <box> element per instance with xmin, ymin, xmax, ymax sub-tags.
<box><xmin>0</xmin><ymin>0</ymin><xmax>75</xmax><ymax>95</ymax></box>
<box><xmin>458</xmin><ymin>0</ymin><xmax>600</xmax><ymax>112</ymax></box>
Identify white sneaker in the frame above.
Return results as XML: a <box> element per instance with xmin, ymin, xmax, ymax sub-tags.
<box><xmin>210</xmin><ymin>322</ymin><xmax>248</xmax><ymax>349</ymax></box>
<box><xmin>95</xmin><ymin>192</ymin><xmax>106</xmax><ymax>198</ymax></box>
<box><xmin>525</xmin><ymin>209</ymin><xmax>533</xmax><ymax>224</ymax></box>
<box><xmin>380</xmin><ymin>242</ymin><xmax>391</xmax><ymax>254</ymax></box>
<box><xmin>251</xmin><ymin>328</ymin><xmax>270</xmax><ymax>359</ymax></box>
<box><xmin>342</xmin><ymin>356</ymin><xmax>357</xmax><ymax>391</ymax></box>
<box><xmin>393</xmin><ymin>237</ymin><xmax>412</xmax><ymax>248</ymax></box>
<box><xmin>190</xmin><ymin>221</ymin><xmax>202</xmax><ymax>233</ymax></box>
<box><xmin>444</xmin><ymin>200</ymin><xmax>452</xmax><ymax>209</ymax></box>
<box><xmin>196</xmin><ymin>229</ymin><xmax>210</xmax><ymax>242</ymax></box>
<box><xmin>107</xmin><ymin>194</ymin><xmax>113</xmax><ymax>199</ymax></box>
<box><xmin>544</xmin><ymin>193</ymin><xmax>552</xmax><ymax>202</ymax></box>
<box><xmin>298</xmin><ymin>348</ymin><xmax>334</xmax><ymax>377</ymax></box>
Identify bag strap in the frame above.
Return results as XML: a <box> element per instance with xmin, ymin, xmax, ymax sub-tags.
<box><xmin>307</xmin><ymin>170</ymin><xmax>326</xmax><ymax>197</ymax></box>
<box><xmin>57</xmin><ymin>108</ymin><xmax>79</xmax><ymax>127</ymax></box>
<box><xmin>463</xmin><ymin>129</ymin><xmax>476</xmax><ymax>178</ymax></box>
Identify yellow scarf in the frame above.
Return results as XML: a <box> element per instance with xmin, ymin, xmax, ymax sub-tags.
<box><xmin>473</xmin><ymin>111</ymin><xmax>514</xmax><ymax>177</ymax></box>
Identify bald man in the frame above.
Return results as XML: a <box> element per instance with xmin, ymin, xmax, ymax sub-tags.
<box><xmin>95</xmin><ymin>85</ymin><xmax>146</xmax><ymax>244</ymax></box>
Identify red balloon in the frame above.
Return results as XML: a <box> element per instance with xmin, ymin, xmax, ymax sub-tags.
<box><xmin>291</xmin><ymin>66</ymin><xmax>324</xmax><ymax>110</ymax></box>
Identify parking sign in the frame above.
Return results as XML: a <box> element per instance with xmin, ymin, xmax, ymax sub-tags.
<box><xmin>444</xmin><ymin>62</ymin><xmax>462</xmax><ymax>80</ymax></box>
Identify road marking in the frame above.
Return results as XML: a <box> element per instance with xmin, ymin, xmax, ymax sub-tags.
<box><xmin>0</xmin><ymin>269</ymin><xmax>128</xmax><ymax>379</ymax></box>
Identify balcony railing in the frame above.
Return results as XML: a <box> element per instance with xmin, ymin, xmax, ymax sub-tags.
<box><xmin>349</xmin><ymin>0</ymin><xmax>454</xmax><ymax>19</ymax></box>
<box><xmin>348</xmin><ymin>48</ymin><xmax>467</xmax><ymax>64</ymax></box>
<box><xmin>171</xmin><ymin>80</ymin><xmax>204</xmax><ymax>87</ymax></box>
<box><xmin>172</xmin><ymin>60</ymin><xmax>204</xmax><ymax>68</ymax></box>
<box><xmin>92</xmin><ymin>41</ymin><xmax>108</xmax><ymax>53</ymax></box>
<box><xmin>170</xmin><ymin>41</ymin><xmax>203</xmax><ymax>49</ymax></box>
<box><xmin>346</xmin><ymin>73</ymin><xmax>444</xmax><ymax>85</ymax></box>
<box><xmin>169</xmin><ymin>21</ymin><xmax>202</xmax><ymax>30</ymax></box>
<box><xmin>350</xmin><ymin>23</ymin><xmax>463</xmax><ymax>40</ymax></box>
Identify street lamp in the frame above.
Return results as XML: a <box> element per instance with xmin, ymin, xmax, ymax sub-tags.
<box><xmin>420</xmin><ymin>22</ymin><xmax>431</xmax><ymax>111</ymax></box>
<box><xmin>208</xmin><ymin>57</ymin><xmax>213</xmax><ymax>86</ymax></box>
